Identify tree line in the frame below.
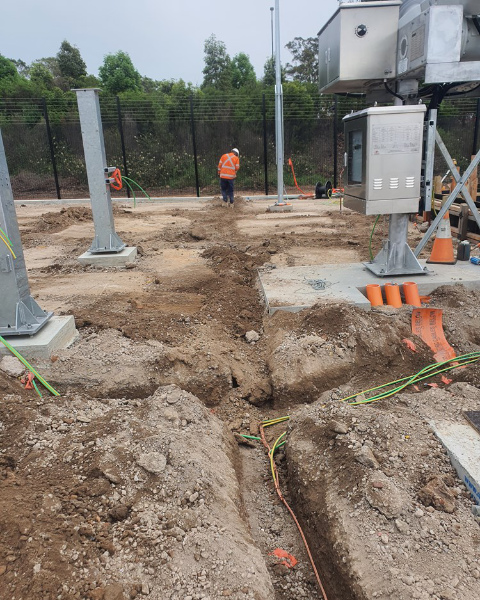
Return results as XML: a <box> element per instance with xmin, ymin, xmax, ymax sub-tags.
<box><xmin>0</xmin><ymin>36</ymin><xmax>324</xmax><ymax>123</ymax></box>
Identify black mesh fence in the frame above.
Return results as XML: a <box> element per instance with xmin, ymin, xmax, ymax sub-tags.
<box><xmin>0</xmin><ymin>94</ymin><xmax>479</xmax><ymax>200</ymax></box>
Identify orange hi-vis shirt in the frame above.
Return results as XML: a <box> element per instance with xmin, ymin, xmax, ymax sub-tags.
<box><xmin>218</xmin><ymin>153</ymin><xmax>240</xmax><ymax>179</ymax></box>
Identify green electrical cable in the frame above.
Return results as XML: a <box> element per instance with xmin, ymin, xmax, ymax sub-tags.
<box><xmin>239</xmin><ymin>434</ymin><xmax>262</xmax><ymax>441</ymax></box>
<box><xmin>122</xmin><ymin>176</ymin><xmax>152</xmax><ymax>202</ymax></box>
<box><xmin>123</xmin><ymin>179</ymin><xmax>137</xmax><ymax>208</ymax></box>
<box><xmin>342</xmin><ymin>352</ymin><xmax>480</xmax><ymax>405</ymax></box>
<box><xmin>0</xmin><ymin>225</ymin><xmax>13</xmax><ymax>246</ymax></box>
<box><xmin>0</xmin><ymin>335</ymin><xmax>60</xmax><ymax>396</ymax></box>
<box><xmin>369</xmin><ymin>215</ymin><xmax>380</xmax><ymax>261</ymax></box>
<box><xmin>32</xmin><ymin>379</ymin><xmax>43</xmax><ymax>399</ymax></box>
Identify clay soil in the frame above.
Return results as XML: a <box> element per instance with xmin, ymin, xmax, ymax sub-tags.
<box><xmin>1</xmin><ymin>196</ymin><xmax>480</xmax><ymax>600</ymax></box>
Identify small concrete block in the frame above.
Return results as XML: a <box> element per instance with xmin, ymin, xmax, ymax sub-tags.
<box><xmin>78</xmin><ymin>246</ymin><xmax>137</xmax><ymax>267</ymax></box>
<box><xmin>0</xmin><ymin>356</ymin><xmax>25</xmax><ymax>377</ymax></box>
<box><xmin>431</xmin><ymin>420</ymin><xmax>480</xmax><ymax>507</ymax></box>
<box><xmin>267</xmin><ymin>204</ymin><xmax>294</xmax><ymax>213</ymax></box>
<box><xmin>0</xmin><ymin>315</ymin><xmax>78</xmax><ymax>360</ymax></box>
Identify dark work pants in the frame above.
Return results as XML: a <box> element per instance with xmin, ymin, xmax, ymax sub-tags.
<box><xmin>220</xmin><ymin>178</ymin><xmax>234</xmax><ymax>203</ymax></box>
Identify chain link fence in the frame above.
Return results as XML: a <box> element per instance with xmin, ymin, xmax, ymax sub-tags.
<box><xmin>0</xmin><ymin>95</ymin><xmax>479</xmax><ymax>200</ymax></box>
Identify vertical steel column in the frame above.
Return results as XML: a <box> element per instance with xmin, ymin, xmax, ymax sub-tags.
<box><xmin>333</xmin><ymin>95</ymin><xmax>338</xmax><ymax>189</ymax></box>
<box><xmin>74</xmin><ymin>88</ymin><xmax>125</xmax><ymax>253</ymax></box>
<box><xmin>423</xmin><ymin>108</ymin><xmax>437</xmax><ymax>216</ymax></box>
<box><xmin>274</xmin><ymin>0</ymin><xmax>284</xmax><ymax>203</ymax></box>
<box><xmin>0</xmin><ymin>130</ymin><xmax>52</xmax><ymax>336</ymax></box>
<box><xmin>263</xmin><ymin>93</ymin><xmax>269</xmax><ymax>196</ymax></box>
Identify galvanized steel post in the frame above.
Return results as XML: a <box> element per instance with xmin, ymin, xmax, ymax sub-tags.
<box><xmin>0</xmin><ymin>130</ymin><xmax>53</xmax><ymax>336</ymax></box>
<box><xmin>74</xmin><ymin>88</ymin><xmax>126</xmax><ymax>253</ymax></box>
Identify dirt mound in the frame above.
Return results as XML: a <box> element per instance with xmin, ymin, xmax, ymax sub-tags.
<box><xmin>0</xmin><ymin>384</ymin><xmax>276</xmax><ymax>600</ymax></box>
<box><xmin>264</xmin><ymin>301</ymin><xmax>435</xmax><ymax>406</ymax></box>
<box><xmin>35</xmin><ymin>206</ymin><xmax>93</xmax><ymax>233</ymax></box>
<box><xmin>286</xmin><ymin>382</ymin><xmax>480</xmax><ymax>599</ymax></box>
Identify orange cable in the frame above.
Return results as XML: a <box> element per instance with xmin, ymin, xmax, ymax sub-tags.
<box><xmin>260</xmin><ymin>424</ymin><xmax>329</xmax><ymax>600</ymax></box>
<box><xmin>287</xmin><ymin>158</ymin><xmax>314</xmax><ymax>198</ymax></box>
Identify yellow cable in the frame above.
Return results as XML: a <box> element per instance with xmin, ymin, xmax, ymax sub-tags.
<box><xmin>0</xmin><ymin>231</ymin><xmax>16</xmax><ymax>259</ymax></box>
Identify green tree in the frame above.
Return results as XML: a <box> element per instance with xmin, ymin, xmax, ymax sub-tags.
<box><xmin>0</xmin><ymin>55</ymin><xmax>19</xmax><ymax>80</ymax></box>
<box><xmin>231</xmin><ymin>53</ymin><xmax>256</xmax><ymax>89</ymax></box>
<box><xmin>99</xmin><ymin>51</ymin><xmax>142</xmax><ymax>95</ymax></box>
<box><xmin>262</xmin><ymin>56</ymin><xmax>286</xmax><ymax>87</ymax></box>
<box><xmin>29</xmin><ymin>62</ymin><xmax>55</xmax><ymax>89</ymax></box>
<box><xmin>8</xmin><ymin>58</ymin><xmax>29</xmax><ymax>77</ymax></box>
<box><xmin>285</xmin><ymin>37</ymin><xmax>319</xmax><ymax>84</ymax></box>
<box><xmin>202</xmin><ymin>34</ymin><xmax>232</xmax><ymax>91</ymax></box>
<box><xmin>57</xmin><ymin>40</ymin><xmax>87</xmax><ymax>85</ymax></box>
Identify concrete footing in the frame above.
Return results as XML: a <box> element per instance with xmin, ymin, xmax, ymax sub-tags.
<box><xmin>431</xmin><ymin>420</ymin><xmax>480</xmax><ymax>510</ymax></box>
<box><xmin>266</xmin><ymin>203</ymin><xmax>294</xmax><ymax>213</ymax></box>
<box><xmin>258</xmin><ymin>260</ymin><xmax>480</xmax><ymax>314</ymax></box>
<box><xmin>78</xmin><ymin>246</ymin><xmax>137</xmax><ymax>267</ymax></box>
<box><xmin>0</xmin><ymin>315</ymin><xmax>78</xmax><ymax>360</ymax></box>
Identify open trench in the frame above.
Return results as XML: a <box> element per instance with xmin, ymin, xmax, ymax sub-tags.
<box><xmin>12</xmin><ymin>200</ymin><xmax>480</xmax><ymax>599</ymax></box>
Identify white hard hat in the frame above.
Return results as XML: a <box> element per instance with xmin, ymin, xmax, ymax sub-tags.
<box><xmin>232</xmin><ymin>148</ymin><xmax>239</xmax><ymax>155</ymax></box>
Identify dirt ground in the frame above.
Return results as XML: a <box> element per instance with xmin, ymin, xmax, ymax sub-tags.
<box><xmin>1</xmin><ymin>196</ymin><xmax>480</xmax><ymax>600</ymax></box>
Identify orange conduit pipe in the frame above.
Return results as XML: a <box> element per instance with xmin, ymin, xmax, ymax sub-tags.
<box><xmin>366</xmin><ymin>284</ymin><xmax>383</xmax><ymax>306</ymax></box>
<box><xmin>287</xmin><ymin>158</ymin><xmax>314</xmax><ymax>198</ymax></box>
<box><xmin>384</xmin><ymin>283</ymin><xmax>402</xmax><ymax>308</ymax></box>
<box><xmin>259</xmin><ymin>423</ymin><xmax>329</xmax><ymax>600</ymax></box>
<box><xmin>403</xmin><ymin>281</ymin><xmax>421</xmax><ymax>307</ymax></box>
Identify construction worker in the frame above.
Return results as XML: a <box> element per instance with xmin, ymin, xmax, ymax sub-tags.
<box><xmin>218</xmin><ymin>148</ymin><xmax>240</xmax><ymax>207</ymax></box>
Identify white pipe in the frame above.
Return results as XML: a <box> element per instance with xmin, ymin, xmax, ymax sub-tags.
<box><xmin>274</xmin><ymin>0</ymin><xmax>284</xmax><ymax>204</ymax></box>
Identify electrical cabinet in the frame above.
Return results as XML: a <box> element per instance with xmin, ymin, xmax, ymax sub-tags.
<box><xmin>318</xmin><ymin>1</ymin><xmax>401</xmax><ymax>94</ymax></box>
<box><xmin>343</xmin><ymin>104</ymin><xmax>426</xmax><ymax>215</ymax></box>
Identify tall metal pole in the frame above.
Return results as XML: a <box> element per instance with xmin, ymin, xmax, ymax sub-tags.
<box><xmin>263</xmin><ymin>93</ymin><xmax>269</xmax><ymax>196</ymax></box>
<box><xmin>274</xmin><ymin>0</ymin><xmax>284</xmax><ymax>204</ymax></box>
<box><xmin>270</xmin><ymin>7</ymin><xmax>274</xmax><ymax>60</ymax></box>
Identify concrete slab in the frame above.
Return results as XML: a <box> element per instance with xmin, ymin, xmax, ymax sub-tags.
<box><xmin>78</xmin><ymin>246</ymin><xmax>137</xmax><ymax>267</ymax></box>
<box><xmin>267</xmin><ymin>203</ymin><xmax>294</xmax><ymax>213</ymax></box>
<box><xmin>431</xmin><ymin>420</ymin><xmax>480</xmax><ymax>509</ymax></box>
<box><xmin>0</xmin><ymin>315</ymin><xmax>78</xmax><ymax>360</ymax></box>
<box><xmin>258</xmin><ymin>260</ymin><xmax>480</xmax><ymax>314</ymax></box>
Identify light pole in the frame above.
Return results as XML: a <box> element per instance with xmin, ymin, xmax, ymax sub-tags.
<box><xmin>270</xmin><ymin>7</ymin><xmax>274</xmax><ymax>60</ymax></box>
<box><xmin>274</xmin><ymin>0</ymin><xmax>284</xmax><ymax>204</ymax></box>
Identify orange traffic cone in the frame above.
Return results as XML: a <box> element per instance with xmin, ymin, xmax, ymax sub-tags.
<box><xmin>427</xmin><ymin>214</ymin><xmax>456</xmax><ymax>264</ymax></box>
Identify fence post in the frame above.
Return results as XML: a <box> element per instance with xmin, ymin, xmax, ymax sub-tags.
<box><xmin>190</xmin><ymin>95</ymin><xmax>200</xmax><ymax>198</ymax></box>
<box><xmin>42</xmin><ymin>98</ymin><xmax>61</xmax><ymax>199</ymax></box>
<box><xmin>263</xmin><ymin>93</ymin><xmax>269</xmax><ymax>196</ymax></box>
<box><xmin>333</xmin><ymin>95</ymin><xmax>338</xmax><ymax>189</ymax></box>
<box><xmin>473</xmin><ymin>98</ymin><xmax>480</xmax><ymax>156</ymax></box>
<box><xmin>116</xmin><ymin>96</ymin><xmax>130</xmax><ymax>198</ymax></box>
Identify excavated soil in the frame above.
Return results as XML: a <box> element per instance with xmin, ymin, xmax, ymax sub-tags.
<box><xmin>1</xmin><ymin>196</ymin><xmax>479</xmax><ymax>600</ymax></box>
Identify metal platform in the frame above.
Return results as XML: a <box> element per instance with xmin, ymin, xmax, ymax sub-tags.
<box><xmin>258</xmin><ymin>260</ymin><xmax>480</xmax><ymax>314</ymax></box>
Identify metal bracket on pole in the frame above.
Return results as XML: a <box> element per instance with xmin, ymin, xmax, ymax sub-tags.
<box><xmin>414</xmin><ymin>133</ymin><xmax>480</xmax><ymax>257</ymax></box>
<box><xmin>0</xmin><ymin>130</ymin><xmax>53</xmax><ymax>336</ymax></box>
<box><xmin>74</xmin><ymin>88</ymin><xmax>126</xmax><ymax>254</ymax></box>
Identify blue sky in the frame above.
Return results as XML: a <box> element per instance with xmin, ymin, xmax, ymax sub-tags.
<box><xmin>2</xmin><ymin>0</ymin><xmax>340</xmax><ymax>85</ymax></box>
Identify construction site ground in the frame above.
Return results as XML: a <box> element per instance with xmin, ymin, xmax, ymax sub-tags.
<box><xmin>1</xmin><ymin>196</ymin><xmax>480</xmax><ymax>600</ymax></box>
